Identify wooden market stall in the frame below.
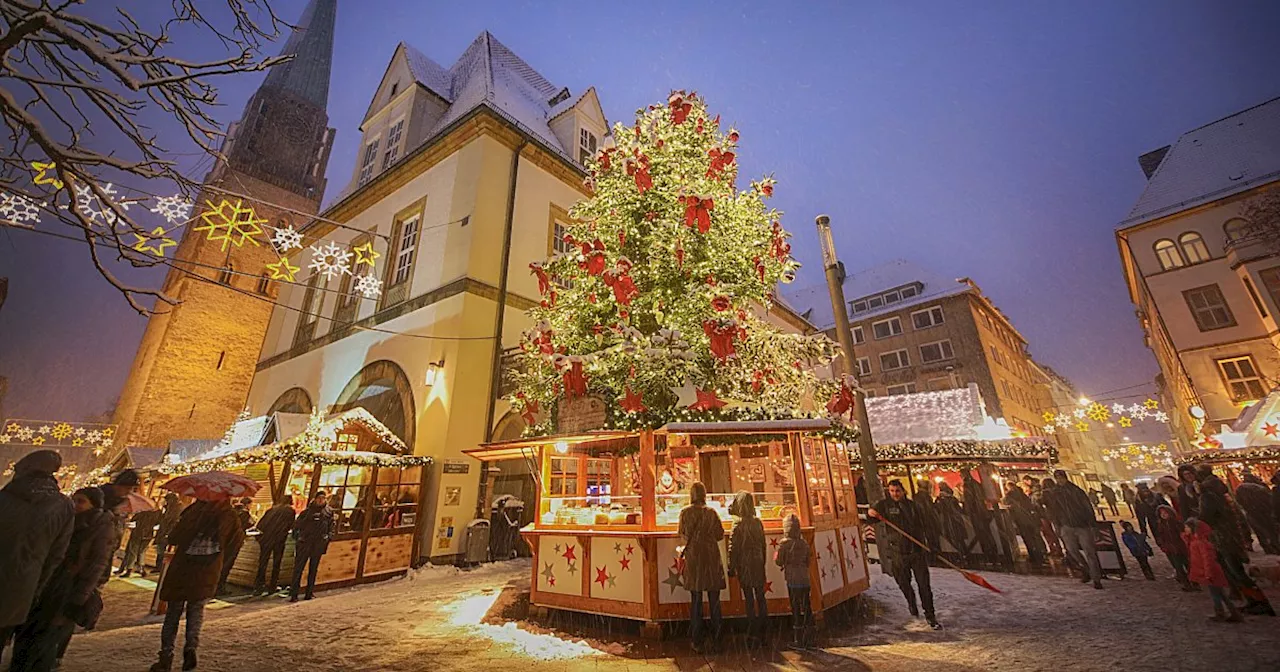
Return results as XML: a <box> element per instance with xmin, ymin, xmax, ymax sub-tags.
<box><xmin>465</xmin><ymin>418</ymin><xmax>869</xmax><ymax>632</ymax></box>
<box><xmin>158</xmin><ymin>407</ymin><xmax>432</xmax><ymax>591</ymax></box>
<box><xmin>1186</xmin><ymin>386</ymin><xmax>1280</xmax><ymax>486</ymax></box>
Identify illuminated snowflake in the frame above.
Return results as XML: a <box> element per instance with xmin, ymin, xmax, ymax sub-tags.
<box><xmin>37</xmin><ymin>425</ymin><xmax>51</xmax><ymax>435</ymax></box>
<box><xmin>1073</xmin><ymin>408</ymin><xmax>1087</xmax><ymax>420</ymax></box>
<box><xmin>308</xmin><ymin>241</ymin><xmax>352</xmax><ymax>281</ymax></box>
<box><xmin>1054</xmin><ymin>413</ymin><xmax>1071</xmax><ymax>428</ymax></box>
<box><xmin>1085</xmin><ymin>402</ymin><xmax>1110</xmax><ymax>423</ymax></box>
<box><xmin>1130</xmin><ymin>405</ymin><xmax>1149</xmax><ymax>420</ymax></box>
<box><xmin>74</xmin><ymin>182</ymin><xmax>132</xmax><ymax>226</ymax></box>
<box><xmin>100</xmin><ymin>438</ymin><xmax>114</xmax><ymax>448</ymax></box>
<box><xmin>86</xmin><ymin>430</ymin><xmax>102</xmax><ymax>444</ymax></box>
<box><xmin>1110</xmin><ymin>403</ymin><xmax>1128</xmax><ymax>416</ymax></box>
<box><xmin>51</xmin><ymin>423</ymin><xmax>73</xmax><ymax>440</ymax></box>
<box><xmin>354</xmin><ymin>274</ymin><xmax>383</xmax><ymax>300</ymax></box>
<box><xmin>73</xmin><ymin>427</ymin><xmax>86</xmax><ymax>437</ymax></box>
<box><xmin>271</xmin><ymin>225</ymin><xmax>304</xmax><ymax>253</ymax></box>
<box><xmin>194</xmin><ymin>199</ymin><xmax>265</xmax><ymax>251</ymax></box>
<box><xmin>0</xmin><ymin>191</ymin><xmax>41</xmax><ymax>225</ymax></box>
<box><xmin>16</xmin><ymin>427</ymin><xmax>34</xmax><ymax>441</ymax></box>
<box><xmin>1042</xmin><ymin>424</ymin><xmax>1056</xmax><ymax>435</ymax></box>
<box><xmin>1153</xmin><ymin>410</ymin><xmax>1169</xmax><ymax>423</ymax></box>
<box><xmin>149</xmin><ymin>194</ymin><xmax>194</xmax><ymax>225</ymax></box>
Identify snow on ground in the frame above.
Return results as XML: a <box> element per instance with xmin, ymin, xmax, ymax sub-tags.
<box><xmin>37</xmin><ymin>552</ymin><xmax>1280</xmax><ymax>671</ymax></box>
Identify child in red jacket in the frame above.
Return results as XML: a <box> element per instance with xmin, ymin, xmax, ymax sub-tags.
<box><xmin>1183</xmin><ymin>518</ymin><xmax>1241</xmax><ymax>623</ymax></box>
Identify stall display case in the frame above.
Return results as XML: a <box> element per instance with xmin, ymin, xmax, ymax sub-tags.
<box><xmin>465</xmin><ymin>419</ymin><xmax>870</xmax><ymax>628</ymax></box>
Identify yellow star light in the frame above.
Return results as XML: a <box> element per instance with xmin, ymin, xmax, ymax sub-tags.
<box><xmin>32</xmin><ymin>436</ymin><xmax>46</xmax><ymax>446</ymax></box>
<box><xmin>71</xmin><ymin>438</ymin><xmax>84</xmax><ymax>447</ymax></box>
<box><xmin>352</xmin><ymin>241</ymin><xmax>380</xmax><ymax>268</ymax></box>
<box><xmin>1143</xmin><ymin>398</ymin><xmax>1159</xmax><ymax>410</ymax></box>
<box><xmin>1118</xmin><ymin>416</ymin><xmax>1132</xmax><ymax>428</ymax></box>
<box><xmin>194</xmin><ymin>199</ymin><xmax>265</xmax><ymax>252</ymax></box>
<box><xmin>266</xmin><ymin>256</ymin><xmax>300</xmax><ymax>282</ymax></box>
<box><xmin>102</xmin><ymin>427</ymin><xmax>114</xmax><ymax>438</ymax></box>
<box><xmin>31</xmin><ymin>161</ymin><xmax>64</xmax><ymax>190</ymax></box>
<box><xmin>131</xmin><ymin>227</ymin><xmax>176</xmax><ymax>257</ymax></box>
<box><xmin>5</xmin><ymin>423</ymin><xmax>19</xmax><ymax>433</ymax></box>
<box><xmin>1075</xmin><ymin>420</ymin><xmax>1090</xmax><ymax>432</ymax></box>
<box><xmin>1042</xmin><ymin>411</ymin><xmax>1057</xmax><ymax>424</ymax></box>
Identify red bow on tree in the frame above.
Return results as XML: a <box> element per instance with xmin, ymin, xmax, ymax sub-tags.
<box><xmin>826</xmin><ymin>380</ymin><xmax>856</xmax><ymax>421</ymax></box>
<box><xmin>703</xmin><ymin>319</ymin><xmax>738</xmax><ymax>361</ymax></box>
<box><xmin>760</xmin><ymin>178</ymin><xmax>775</xmax><ymax>197</ymax></box>
<box><xmin>580</xmin><ymin>239</ymin><xmax>607</xmax><ymax>276</ymax></box>
<box><xmin>753</xmin><ymin>256</ymin><xmax>767</xmax><ymax>282</ymax></box>
<box><xmin>626</xmin><ymin>155</ymin><xmax>653</xmax><ymax>193</ymax></box>
<box><xmin>597</xmin><ymin>147</ymin><xmax>615</xmax><ymax>171</ymax></box>
<box><xmin>530</xmin><ymin>262</ymin><xmax>550</xmax><ymax>296</ymax></box>
<box><xmin>681</xmin><ymin>195</ymin><xmax>714</xmax><ymax>234</ymax></box>
<box><xmin>604</xmin><ymin>267</ymin><xmax>639</xmax><ymax>306</ymax></box>
<box><xmin>669</xmin><ymin>91</ymin><xmax>692</xmax><ymax>125</ymax></box>
<box><xmin>675</xmin><ymin>242</ymin><xmax>685</xmax><ymax>268</ymax></box>
<box><xmin>562</xmin><ymin>358</ymin><xmax>588</xmax><ymax>399</ymax></box>
<box><xmin>706</xmin><ymin>147</ymin><xmax>736</xmax><ymax>179</ymax></box>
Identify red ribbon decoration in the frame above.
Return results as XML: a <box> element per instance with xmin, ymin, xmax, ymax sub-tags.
<box><xmin>562</xmin><ymin>360</ymin><xmax>588</xmax><ymax>399</ymax></box>
<box><xmin>681</xmin><ymin>195</ymin><xmax>714</xmax><ymax>234</ymax></box>
<box><xmin>530</xmin><ymin>262</ymin><xmax>550</xmax><ymax>296</ymax></box>
<box><xmin>581</xmin><ymin>239</ymin><xmax>607</xmax><ymax>276</ymax></box>
<box><xmin>826</xmin><ymin>380</ymin><xmax>857</xmax><ymax>421</ymax></box>
<box><xmin>703</xmin><ymin>319</ymin><xmax>737</xmax><ymax>361</ymax></box>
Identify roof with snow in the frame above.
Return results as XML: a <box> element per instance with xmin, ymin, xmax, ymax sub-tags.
<box><xmin>864</xmin><ymin>384</ymin><xmax>990</xmax><ymax>445</ymax></box>
<box><xmin>785</xmin><ymin>259</ymin><xmax>970</xmax><ymax>330</ymax></box>
<box><xmin>1121</xmin><ymin>96</ymin><xmax>1280</xmax><ymax>228</ymax></box>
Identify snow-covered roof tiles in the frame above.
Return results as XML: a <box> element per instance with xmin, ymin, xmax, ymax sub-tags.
<box><xmin>785</xmin><ymin>259</ymin><xmax>969</xmax><ymax>330</ymax></box>
<box><xmin>1122</xmin><ymin>96</ymin><xmax>1280</xmax><ymax>228</ymax></box>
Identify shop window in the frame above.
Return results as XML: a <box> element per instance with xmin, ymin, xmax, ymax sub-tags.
<box><xmin>318</xmin><ymin>464</ymin><xmax>372</xmax><ymax>534</ymax></box>
<box><xmin>828</xmin><ymin>441</ymin><xmax>856</xmax><ymax>518</ymax></box>
<box><xmin>542</xmin><ymin>449</ymin><xmax>642</xmax><ymax>527</ymax></box>
<box><xmin>371</xmin><ymin>465</ymin><xmax>421</xmax><ymax>530</ymax></box>
<box><xmin>801</xmin><ymin>436</ymin><xmax>835</xmax><ymax>521</ymax></box>
<box><xmin>1217</xmin><ymin>356</ymin><xmax>1266</xmax><ymax>403</ymax></box>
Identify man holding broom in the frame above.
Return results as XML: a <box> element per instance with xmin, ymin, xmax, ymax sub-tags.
<box><xmin>870</xmin><ymin>479</ymin><xmax>942</xmax><ymax>630</ymax></box>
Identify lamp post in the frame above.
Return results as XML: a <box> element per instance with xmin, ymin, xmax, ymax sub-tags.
<box><xmin>815</xmin><ymin>215</ymin><xmax>883</xmax><ymax>508</ymax></box>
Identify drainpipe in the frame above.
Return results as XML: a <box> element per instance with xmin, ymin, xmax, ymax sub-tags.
<box><xmin>483</xmin><ymin>140</ymin><xmax>527</xmax><ymax>444</ymax></box>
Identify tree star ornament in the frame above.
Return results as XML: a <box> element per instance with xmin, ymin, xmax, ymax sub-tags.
<box><xmin>266</xmin><ymin>256</ymin><xmax>300</xmax><ymax>282</ymax></box>
<box><xmin>31</xmin><ymin>161</ymin><xmax>63</xmax><ymax>190</ymax></box>
<box><xmin>270</xmin><ymin>225</ymin><xmax>304</xmax><ymax>253</ymax></box>
<box><xmin>352</xmin><ymin>241</ymin><xmax>380</xmax><ymax>268</ymax></box>
<box><xmin>308</xmin><ymin>241</ymin><xmax>353</xmax><ymax>281</ymax></box>
<box><xmin>131</xmin><ymin>227</ymin><xmax>176</xmax><ymax>257</ymax></box>
<box><xmin>195</xmin><ymin>199</ymin><xmax>265</xmax><ymax>251</ymax></box>
<box><xmin>148</xmin><ymin>194</ymin><xmax>193</xmax><ymax>225</ymax></box>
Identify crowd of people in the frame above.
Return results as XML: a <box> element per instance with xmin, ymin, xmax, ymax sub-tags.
<box><xmin>0</xmin><ymin>451</ymin><xmax>339</xmax><ymax>672</ymax></box>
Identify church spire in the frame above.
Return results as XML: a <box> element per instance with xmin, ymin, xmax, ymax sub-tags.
<box><xmin>261</xmin><ymin>0</ymin><xmax>337</xmax><ymax>109</ymax></box>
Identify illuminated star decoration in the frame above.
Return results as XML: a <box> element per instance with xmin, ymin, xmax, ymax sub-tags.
<box><xmin>270</xmin><ymin>225</ymin><xmax>304</xmax><ymax>253</ymax></box>
<box><xmin>195</xmin><ymin>199</ymin><xmax>265</xmax><ymax>251</ymax></box>
<box><xmin>266</xmin><ymin>256</ymin><xmax>300</xmax><ymax>282</ymax></box>
<box><xmin>1075</xmin><ymin>420</ymin><xmax>1090</xmax><ymax>432</ymax></box>
<box><xmin>1143</xmin><ymin>398</ymin><xmax>1160</xmax><ymax>410</ymax></box>
<box><xmin>1073</xmin><ymin>408</ymin><xmax>1087</xmax><ymax>420</ymax></box>
<box><xmin>1118</xmin><ymin>417</ymin><xmax>1132</xmax><ymax>428</ymax></box>
<box><xmin>352</xmin><ymin>241</ymin><xmax>380</xmax><ymax>268</ymax></box>
<box><xmin>5</xmin><ymin>423</ymin><xmax>19</xmax><ymax>433</ymax></box>
<box><xmin>131</xmin><ymin>227</ymin><xmax>176</xmax><ymax>257</ymax></box>
<box><xmin>71</xmin><ymin>438</ymin><xmax>84</xmax><ymax>447</ymax></box>
<box><xmin>354</xmin><ymin>275</ymin><xmax>383</xmax><ymax>300</ymax></box>
<box><xmin>1042</xmin><ymin>424</ymin><xmax>1056</xmax><ymax>435</ymax></box>
<box><xmin>620</xmin><ymin>387</ymin><xmax>646</xmax><ymax>413</ymax></box>
<box><xmin>37</xmin><ymin>425</ymin><xmax>50</xmax><ymax>435</ymax></box>
<box><xmin>51</xmin><ymin>423</ymin><xmax>73</xmax><ymax>440</ymax></box>
<box><xmin>101</xmin><ymin>427</ymin><xmax>114</xmax><ymax>438</ymax></box>
<box><xmin>308</xmin><ymin>241</ymin><xmax>352</xmax><ymax>281</ymax></box>
<box><xmin>688</xmin><ymin>387</ymin><xmax>726</xmax><ymax>412</ymax></box>
<box><xmin>0</xmin><ymin>191</ymin><xmax>41</xmax><ymax>226</ymax></box>
<box><xmin>0</xmin><ymin>434</ymin><xmax>9</xmax><ymax>444</ymax></box>
<box><xmin>149</xmin><ymin>194</ymin><xmax>193</xmax><ymax>225</ymax></box>
<box><xmin>31</xmin><ymin>161</ymin><xmax>64</xmax><ymax>190</ymax></box>
<box><xmin>1042</xmin><ymin>411</ymin><xmax>1057</xmax><ymax>424</ymax></box>
<box><xmin>31</xmin><ymin>436</ymin><xmax>45</xmax><ymax>446</ymax></box>
<box><xmin>1264</xmin><ymin>423</ymin><xmax>1279</xmax><ymax>438</ymax></box>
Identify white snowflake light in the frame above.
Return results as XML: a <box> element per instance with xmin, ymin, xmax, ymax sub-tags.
<box><xmin>0</xmin><ymin>191</ymin><xmax>41</xmax><ymax>225</ymax></box>
<box><xmin>0</xmin><ymin>434</ymin><xmax>9</xmax><ymax>444</ymax></box>
<box><xmin>308</xmin><ymin>241</ymin><xmax>352</xmax><ymax>281</ymax></box>
<box><xmin>100</xmin><ymin>438</ymin><xmax>114</xmax><ymax>448</ymax></box>
<box><xmin>354</xmin><ymin>274</ymin><xmax>383</xmax><ymax>299</ymax></box>
<box><xmin>271</xmin><ymin>225</ymin><xmax>304</xmax><ymax>253</ymax></box>
<box><xmin>1111</xmin><ymin>403</ymin><xmax>1127</xmax><ymax>415</ymax></box>
<box><xmin>86</xmin><ymin>430</ymin><xmax>102</xmax><ymax>443</ymax></box>
<box><xmin>1054</xmin><ymin>413</ymin><xmax>1071</xmax><ymax>428</ymax></box>
<box><xmin>74</xmin><ymin>182</ymin><xmax>132</xmax><ymax>226</ymax></box>
<box><xmin>1073</xmin><ymin>408</ymin><xmax>1087</xmax><ymax>419</ymax></box>
<box><xmin>16</xmin><ymin>427</ymin><xmax>34</xmax><ymax>441</ymax></box>
<box><xmin>149</xmin><ymin>194</ymin><xmax>193</xmax><ymax>225</ymax></box>
<box><xmin>1043</xmin><ymin>424</ymin><xmax>1056</xmax><ymax>435</ymax></box>
<box><xmin>1153</xmin><ymin>410</ymin><xmax>1169</xmax><ymax>423</ymax></box>
<box><xmin>37</xmin><ymin>425</ymin><xmax>51</xmax><ymax>435</ymax></box>
<box><xmin>1131</xmin><ymin>406</ymin><xmax>1149</xmax><ymax>420</ymax></box>
<box><xmin>73</xmin><ymin>427</ymin><xmax>86</xmax><ymax>437</ymax></box>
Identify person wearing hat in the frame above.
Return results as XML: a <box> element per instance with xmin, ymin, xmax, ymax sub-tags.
<box><xmin>216</xmin><ymin>497</ymin><xmax>256</xmax><ymax>595</ymax></box>
<box><xmin>0</xmin><ymin>450</ymin><xmax>74</xmax><ymax>663</ymax></box>
<box><xmin>100</xmin><ymin>469</ymin><xmax>140</xmax><ymax>580</ymax></box>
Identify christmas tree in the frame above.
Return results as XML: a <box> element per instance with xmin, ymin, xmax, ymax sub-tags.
<box><xmin>509</xmin><ymin>91</ymin><xmax>841</xmax><ymax>435</ymax></box>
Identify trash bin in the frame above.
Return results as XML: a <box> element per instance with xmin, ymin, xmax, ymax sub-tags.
<box><xmin>464</xmin><ymin>519</ymin><xmax>490</xmax><ymax>566</ymax></box>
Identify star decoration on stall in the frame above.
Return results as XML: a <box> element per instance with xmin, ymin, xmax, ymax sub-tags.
<box><xmin>1143</xmin><ymin>398</ymin><xmax>1160</xmax><ymax>410</ymax></box>
<box><xmin>266</xmin><ymin>256</ymin><xmax>300</xmax><ymax>282</ymax></box>
<box><xmin>566</xmin><ymin>562</ymin><xmax>577</xmax><ymax>576</ymax></box>
<box><xmin>352</xmin><ymin>241</ymin><xmax>380</xmax><ymax>267</ymax></box>
<box><xmin>594</xmin><ymin>565</ymin><xmax>611</xmax><ymax>588</ymax></box>
<box><xmin>1118</xmin><ymin>417</ymin><xmax>1132</xmax><ymax>428</ymax></box>
<box><xmin>31</xmin><ymin>161</ymin><xmax>63</xmax><ymax>190</ymax></box>
<box><xmin>607</xmin><ymin>574</ymin><xmax>617</xmax><ymax>588</ymax></box>
<box><xmin>541</xmin><ymin>562</ymin><xmax>556</xmax><ymax>586</ymax></box>
<box><xmin>620</xmin><ymin>387</ymin><xmax>646</xmax><ymax>413</ymax></box>
<box><xmin>764</xmin><ymin>580</ymin><xmax>773</xmax><ymax>594</ymax></box>
<box><xmin>1264</xmin><ymin>423</ymin><xmax>1279</xmax><ymax>438</ymax></box>
<box><xmin>31</xmin><ymin>436</ymin><xmax>45</xmax><ymax>446</ymax></box>
<box><xmin>561</xmin><ymin>544</ymin><xmax>577</xmax><ymax>562</ymax></box>
<box><xmin>689</xmin><ymin>388</ymin><xmax>726</xmax><ymax>412</ymax></box>
<box><xmin>149</xmin><ymin>195</ymin><xmax>194</xmax><ymax>225</ymax></box>
<box><xmin>195</xmin><ymin>199</ymin><xmax>265</xmax><ymax>251</ymax></box>
<box><xmin>613</xmin><ymin>543</ymin><xmax>623</xmax><ymax>554</ymax></box>
<box><xmin>553</xmin><ymin>543</ymin><xmax>561</xmax><ymax>553</ymax></box>
<box><xmin>308</xmin><ymin>241</ymin><xmax>353</xmax><ymax>281</ymax></box>
<box><xmin>625</xmin><ymin>544</ymin><xmax>635</xmax><ymax>556</ymax></box>
<box><xmin>270</xmin><ymin>225</ymin><xmax>304</xmax><ymax>253</ymax></box>
<box><xmin>769</xmin><ymin>537</ymin><xmax>779</xmax><ymax>548</ymax></box>
<box><xmin>662</xmin><ymin>570</ymin><xmax>684</xmax><ymax>593</ymax></box>
<box><xmin>619</xmin><ymin>557</ymin><xmax>632</xmax><ymax>571</ymax></box>
<box><xmin>131</xmin><ymin>227</ymin><xmax>176</xmax><ymax>257</ymax></box>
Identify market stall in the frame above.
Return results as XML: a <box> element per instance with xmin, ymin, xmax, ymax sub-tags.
<box><xmin>465</xmin><ymin>419</ymin><xmax>869</xmax><ymax>631</ymax></box>
<box><xmin>1181</xmin><ymin>386</ymin><xmax>1280</xmax><ymax>486</ymax></box>
<box><xmin>158</xmin><ymin>407</ymin><xmax>432</xmax><ymax>590</ymax></box>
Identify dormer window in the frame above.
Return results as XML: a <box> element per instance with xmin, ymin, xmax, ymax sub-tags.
<box><xmin>579</xmin><ymin>127</ymin><xmax>597</xmax><ymax>165</ymax></box>
<box><xmin>389</xmin><ymin>81</ymin><xmax>399</xmax><ymax>98</ymax></box>
<box><xmin>382</xmin><ymin>119</ymin><xmax>405</xmax><ymax>170</ymax></box>
<box><xmin>358</xmin><ymin>138</ymin><xmax>380</xmax><ymax>186</ymax></box>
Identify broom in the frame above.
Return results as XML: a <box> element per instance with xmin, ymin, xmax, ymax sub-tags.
<box><xmin>871</xmin><ymin>516</ymin><xmax>1003</xmax><ymax>594</ymax></box>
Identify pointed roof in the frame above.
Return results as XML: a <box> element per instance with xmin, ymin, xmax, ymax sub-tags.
<box><xmin>261</xmin><ymin>0</ymin><xmax>337</xmax><ymax>108</ymax></box>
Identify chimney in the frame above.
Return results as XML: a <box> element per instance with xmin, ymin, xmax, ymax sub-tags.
<box><xmin>1139</xmin><ymin>146</ymin><xmax>1171</xmax><ymax>180</ymax></box>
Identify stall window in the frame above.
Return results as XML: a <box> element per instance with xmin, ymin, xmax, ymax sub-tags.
<box><xmin>585</xmin><ymin>458</ymin><xmax>613</xmax><ymax>505</ymax></box>
<box><xmin>542</xmin><ymin>449</ymin><xmax>642</xmax><ymax>527</ymax></box>
<box><xmin>549</xmin><ymin>457</ymin><xmax>579</xmax><ymax>496</ymax></box>
<box><xmin>318</xmin><ymin>464</ymin><xmax>372</xmax><ymax>534</ymax></box>
<box><xmin>371</xmin><ymin>465</ymin><xmax>421</xmax><ymax>530</ymax></box>
<box><xmin>801</xmin><ymin>436</ymin><xmax>835</xmax><ymax>520</ymax></box>
<box><xmin>828</xmin><ymin>441</ymin><xmax>856</xmax><ymax>518</ymax></box>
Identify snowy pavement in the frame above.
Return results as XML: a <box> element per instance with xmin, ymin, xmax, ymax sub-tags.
<box><xmin>35</xmin><ymin>552</ymin><xmax>1280</xmax><ymax>671</ymax></box>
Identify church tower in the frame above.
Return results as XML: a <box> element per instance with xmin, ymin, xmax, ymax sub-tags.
<box><xmin>111</xmin><ymin>0</ymin><xmax>337</xmax><ymax>454</ymax></box>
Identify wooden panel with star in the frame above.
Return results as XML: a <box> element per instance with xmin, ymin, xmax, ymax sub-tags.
<box><xmin>839</xmin><ymin>524</ymin><xmax>869</xmax><ymax>587</ymax></box>
<box><xmin>655</xmin><ymin>535</ymin><xmax>729</xmax><ymax>605</ymax></box>
<box><xmin>536</xmin><ymin>534</ymin><xmax>585</xmax><ymax>596</ymax></box>
<box><xmin>814</xmin><ymin>529</ymin><xmax>843</xmax><ymax>595</ymax></box>
<box><xmin>762</xmin><ymin>532</ymin><xmax>791</xmax><ymax>599</ymax></box>
<box><xmin>588</xmin><ymin>536</ymin><xmax>643</xmax><ymax>603</ymax></box>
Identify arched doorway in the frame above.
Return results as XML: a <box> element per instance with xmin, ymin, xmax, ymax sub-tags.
<box><xmin>267</xmin><ymin>387</ymin><xmax>313</xmax><ymax>415</ymax></box>
<box><xmin>332</xmin><ymin>360</ymin><xmax>415</xmax><ymax>448</ymax></box>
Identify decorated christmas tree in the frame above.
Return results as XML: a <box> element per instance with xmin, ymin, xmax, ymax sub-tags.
<box><xmin>509</xmin><ymin>91</ymin><xmax>843</xmax><ymax>435</ymax></box>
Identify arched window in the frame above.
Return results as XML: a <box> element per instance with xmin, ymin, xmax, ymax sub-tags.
<box><xmin>1224</xmin><ymin>218</ymin><xmax>1253</xmax><ymax>242</ymax></box>
<box><xmin>332</xmin><ymin>360</ymin><xmax>415</xmax><ymax>448</ymax></box>
<box><xmin>1154</xmin><ymin>239</ymin><xmax>1184</xmax><ymax>270</ymax></box>
<box><xmin>1179</xmin><ymin>232</ymin><xmax>1211</xmax><ymax>264</ymax></box>
<box><xmin>267</xmin><ymin>387</ymin><xmax>313</xmax><ymax>415</ymax></box>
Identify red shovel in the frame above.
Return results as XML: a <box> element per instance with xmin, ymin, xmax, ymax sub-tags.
<box><xmin>872</xmin><ymin>517</ymin><xmax>1003</xmax><ymax>594</ymax></box>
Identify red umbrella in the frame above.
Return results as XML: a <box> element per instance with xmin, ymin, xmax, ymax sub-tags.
<box><xmin>120</xmin><ymin>492</ymin><xmax>157</xmax><ymax>514</ymax></box>
<box><xmin>160</xmin><ymin>471</ymin><xmax>261</xmax><ymax>501</ymax></box>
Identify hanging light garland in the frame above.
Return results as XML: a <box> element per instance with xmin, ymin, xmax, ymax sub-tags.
<box><xmin>1102</xmin><ymin>442</ymin><xmax>1174</xmax><ymax>471</ymax></box>
<box><xmin>1041</xmin><ymin>398</ymin><xmax>1168</xmax><ymax>435</ymax></box>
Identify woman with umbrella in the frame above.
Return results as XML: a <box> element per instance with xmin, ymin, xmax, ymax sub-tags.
<box><xmin>149</xmin><ymin>472</ymin><xmax>255</xmax><ymax>672</ymax></box>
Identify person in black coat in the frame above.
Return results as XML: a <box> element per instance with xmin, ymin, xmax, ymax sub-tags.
<box><xmin>253</xmin><ymin>496</ymin><xmax>298</xmax><ymax>595</ymax></box>
<box><xmin>870</xmin><ymin>480</ymin><xmax>940</xmax><ymax>629</ymax></box>
<box><xmin>0</xmin><ymin>451</ymin><xmax>74</xmax><ymax>663</ymax></box>
<box><xmin>1236</xmin><ymin>474</ymin><xmax>1279</xmax><ymax>555</ymax></box>
<box><xmin>1198</xmin><ymin>468</ymin><xmax>1276</xmax><ymax>616</ymax></box>
<box><xmin>933</xmin><ymin>482</ymin><xmax>969</xmax><ymax>565</ymax></box>
<box><xmin>961</xmin><ymin>471</ymin><xmax>998</xmax><ymax>565</ymax></box>
<box><xmin>1004</xmin><ymin>482</ymin><xmax>1047</xmax><ymax>565</ymax></box>
<box><xmin>1053</xmin><ymin>470</ymin><xmax>1102</xmax><ymax>588</ymax></box>
<box><xmin>1175</xmin><ymin>465</ymin><xmax>1201</xmax><ymax>521</ymax></box>
<box><xmin>914</xmin><ymin>479</ymin><xmax>942</xmax><ymax>558</ymax></box>
<box><xmin>289</xmin><ymin>491</ymin><xmax>335</xmax><ymax>602</ymax></box>
<box><xmin>216</xmin><ymin>497</ymin><xmax>255</xmax><ymax>595</ymax></box>
<box><xmin>727</xmin><ymin>491</ymin><xmax>767</xmax><ymax>647</ymax></box>
<box><xmin>11</xmin><ymin>487</ymin><xmax>117</xmax><ymax>672</ymax></box>
<box><xmin>1131</xmin><ymin>484</ymin><xmax>1161</xmax><ymax>538</ymax></box>
<box><xmin>152</xmin><ymin>493</ymin><xmax>184</xmax><ymax>572</ymax></box>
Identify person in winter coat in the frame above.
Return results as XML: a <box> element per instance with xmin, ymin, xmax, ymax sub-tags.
<box><xmin>1153</xmin><ymin>505</ymin><xmax>1194</xmax><ymax>589</ymax></box>
<box><xmin>290</xmin><ymin>491</ymin><xmax>335</xmax><ymax>603</ymax></box>
<box><xmin>1235</xmin><ymin>474</ymin><xmax>1279</xmax><ymax>555</ymax></box>
<box><xmin>1119</xmin><ymin>521</ymin><xmax>1155</xmax><ymax>580</ymax></box>
<box><xmin>1121</xmin><ymin>483</ymin><xmax>1136</xmax><ymax>515</ymax></box>
<box><xmin>1054</xmin><ymin>470</ymin><xmax>1103</xmax><ymax>589</ymax></box>
<box><xmin>678</xmin><ymin>482</ymin><xmax>725</xmax><ymax>653</ymax></box>
<box><xmin>961</xmin><ymin>471</ymin><xmax>998</xmax><ymax>565</ymax></box>
<box><xmin>774</xmin><ymin>513</ymin><xmax>812</xmax><ymax>648</ymax></box>
<box><xmin>1101</xmin><ymin>484</ymin><xmax>1120</xmax><ymax>516</ymax></box>
<box><xmin>119</xmin><ymin>507</ymin><xmax>161</xmax><ymax>578</ymax></box>
<box><xmin>1176</xmin><ymin>465</ymin><xmax>1201</xmax><ymax>521</ymax></box>
<box><xmin>870</xmin><ymin>480</ymin><xmax>941</xmax><ymax>629</ymax></box>
<box><xmin>1272</xmin><ymin>472</ymin><xmax>1280</xmax><ymax>528</ymax></box>
<box><xmin>1004</xmin><ymin>482</ymin><xmax>1047</xmax><ymax>566</ymax></box>
<box><xmin>1036</xmin><ymin>478</ymin><xmax>1064</xmax><ymax>557</ymax></box>
<box><xmin>727</xmin><ymin>491</ymin><xmax>767</xmax><ymax>647</ymax></box>
<box><xmin>253</xmin><ymin>496</ymin><xmax>298</xmax><ymax>595</ymax></box>
<box><xmin>914</xmin><ymin>479</ymin><xmax>942</xmax><ymax>557</ymax></box>
<box><xmin>216</xmin><ymin>497</ymin><xmax>255</xmax><ymax>595</ymax></box>
<box><xmin>1197</xmin><ymin>468</ymin><xmax>1276</xmax><ymax>616</ymax></box>
<box><xmin>1184</xmin><ymin>518</ymin><xmax>1242</xmax><ymax>623</ymax></box>
<box><xmin>11</xmin><ymin>487</ymin><xmax>117</xmax><ymax>672</ymax></box>
<box><xmin>1132</xmin><ymin>484</ymin><xmax>1161</xmax><ymax>538</ymax></box>
<box><xmin>0</xmin><ymin>451</ymin><xmax>73</xmax><ymax>664</ymax></box>
<box><xmin>151</xmin><ymin>497</ymin><xmax>244</xmax><ymax>672</ymax></box>
<box><xmin>933</xmin><ymin>482</ymin><xmax>969</xmax><ymax>564</ymax></box>
<box><xmin>153</xmin><ymin>493</ymin><xmax>185</xmax><ymax>571</ymax></box>
<box><xmin>100</xmin><ymin>469</ymin><xmax>140</xmax><ymax>579</ymax></box>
